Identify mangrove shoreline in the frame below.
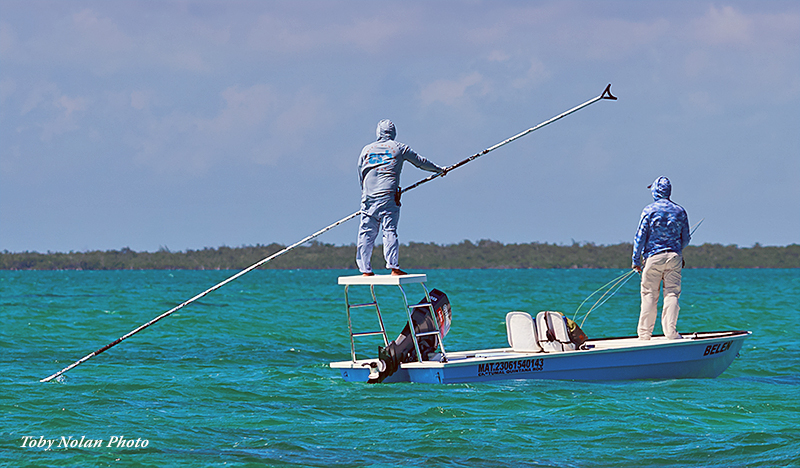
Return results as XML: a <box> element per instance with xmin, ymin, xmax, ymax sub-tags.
<box><xmin>2</xmin><ymin>241</ymin><xmax>798</xmax><ymax>270</ymax></box>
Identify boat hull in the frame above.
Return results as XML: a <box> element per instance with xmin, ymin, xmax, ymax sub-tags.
<box><xmin>330</xmin><ymin>330</ymin><xmax>750</xmax><ymax>384</ymax></box>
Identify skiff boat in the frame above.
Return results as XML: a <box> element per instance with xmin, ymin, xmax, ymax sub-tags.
<box><xmin>329</xmin><ymin>274</ymin><xmax>750</xmax><ymax>384</ymax></box>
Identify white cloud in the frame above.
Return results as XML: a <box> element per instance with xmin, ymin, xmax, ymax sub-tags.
<box><xmin>246</xmin><ymin>9</ymin><xmax>406</xmax><ymax>55</ymax></box>
<box><xmin>56</xmin><ymin>95</ymin><xmax>88</xmax><ymax>117</ymax></box>
<box><xmin>692</xmin><ymin>5</ymin><xmax>753</xmax><ymax>46</ymax></box>
<box><xmin>1</xmin><ymin>6</ymin><xmax>214</xmax><ymax>74</ymax></box>
<box><xmin>71</xmin><ymin>8</ymin><xmax>131</xmax><ymax>51</ymax></box>
<box><xmin>487</xmin><ymin>50</ymin><xmax>511</xmax><ymax>63</ymax></box>
<box><xmin>133</xmin><ymin>84</ymin><xmax>275</xmax><ymax>175</ymax></box>
<box><xmin>21</xmin><ymin>82</ymin><xmax>58</xmax><ymax>115</ymax></box>
<box><xmin>687</xmin><ymin>5</ymin><xmax>800</xmax><ymax>56</ymax></box>
<box><xmin>267</xmin><ymin>90</ymin><xmax>331</xmax><ymax>159</ymax></box>
<box><xmin>678</xmin><ymin>5</ymin><xmax>800</xmax><ymax>103</ymax></box>
<box><xmin>419</xmin><ymin>72</ymin><xmax>486</xmax><ymax>107</ymax></box>
<box><xmin>15</xmin><ymin>82</ymin><xmax>89</xmax><ymax>140</ymax></box>
<box><xmin>579</xmin><ymin>17</ymin><xmax>671</xmax><ymax>61</ymax></box>
<box><xmin>131</xmin><ymin>83</ymin><xmax>335</xmax><ymax>175</ymax></box>
<box><xmin>512</xmin><ymin>58</ymin><xmax>551</xmax><ymax>89</ymax></box>
<box><xmin>247</xmin><ymin>13</ymin><xmax>315</xmax><ymax>52</ymax></box>
<box><xmin>334</xmin><ymin>16</ymin><xmax>406</xmax><ymax>54</ymax></box>
<box><xmin>203</xmin><ymin>84</ymin><xmax>275</xmax><ymax>134</ymax></box>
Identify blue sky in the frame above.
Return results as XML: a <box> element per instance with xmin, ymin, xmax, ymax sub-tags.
<box><xmin>1</xmin><ymin>1</ymin><xmax>798</xmax><ymax>253</ymax></box>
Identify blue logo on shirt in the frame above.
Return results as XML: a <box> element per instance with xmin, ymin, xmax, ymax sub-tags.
<box><xmin>367</xmin><ymin>150</ymin><xmax>392</xmax><ymax>165</ymax></box>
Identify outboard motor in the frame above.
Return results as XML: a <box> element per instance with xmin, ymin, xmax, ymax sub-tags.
<box><xmin>368</xmin><ymin>289</ymin><xmax>450</xmax><ymax>383</ymax></box>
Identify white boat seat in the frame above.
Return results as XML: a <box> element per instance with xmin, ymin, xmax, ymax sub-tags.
<box><xmin>506</xmin><ymin>311</ymin><xmax>543</xmax><ymax>353</ymax></box>
<box><xmin>536</xmin><ymin>311</ymin><xmax>576</xmax><ymax>352</ymax></box>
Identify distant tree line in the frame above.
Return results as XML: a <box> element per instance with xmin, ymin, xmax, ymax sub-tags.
<box><xmin>1</xmin><ymin>241</ymin><xmax>798</xmax><ymax>270</ymax></box>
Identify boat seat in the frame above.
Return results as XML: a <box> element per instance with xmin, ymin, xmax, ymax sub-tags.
<box><xmin>536</xmin><ymin>311</ymin><xmax>576</xmax><ymax>352</ymax></box>
<box><xmin>506</xmin><ymin>311</ymin><xmax>543</xmax><ymax>353</ymax></box>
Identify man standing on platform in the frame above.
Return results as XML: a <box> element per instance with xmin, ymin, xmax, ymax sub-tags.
<box><xmin>632</xmin><ymin>176</ymin><xmax>691</xmax><ymax>340</ymax></box>
<box><xmin>356</xmin><ymin>119</ymin><xmax>446</xmax><ymax>276</ymax></box>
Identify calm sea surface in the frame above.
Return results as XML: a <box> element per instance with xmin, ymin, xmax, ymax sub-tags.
<box><xmin>1</xmin><ymin>269</ymin><xmax>798</xmax><ymax>467</ymax></box>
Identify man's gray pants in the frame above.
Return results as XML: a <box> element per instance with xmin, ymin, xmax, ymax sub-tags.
<box><xmin>356</xmin><ymin>201</ymin><xmax>400</xmax><ymax>274</ymax></box>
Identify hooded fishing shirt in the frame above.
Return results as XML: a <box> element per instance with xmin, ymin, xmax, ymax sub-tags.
<box><xmin>632</xmin><ymin>176</ymin><xmax>690</xmax><ymax>267</ymax></box>
<box><xmin>358</xmin><ymin>119</ymin><xmax>443</xmax><ymax>215</ymax></box>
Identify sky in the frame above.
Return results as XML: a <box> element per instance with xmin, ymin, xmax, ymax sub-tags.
<box><xmin>1</xmin><ymin>0</ymin><xmax>798</xmax><ymax>254</ymax></box>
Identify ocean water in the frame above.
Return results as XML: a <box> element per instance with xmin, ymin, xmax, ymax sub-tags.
<box><xmin>1</xmin><ymin>269</ymin><xmax>798</xmax><ymax>467</ymax></box>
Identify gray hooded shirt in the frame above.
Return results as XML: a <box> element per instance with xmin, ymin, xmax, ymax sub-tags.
<box><xmin>358</xmin><ymin>120</ymin><xmax>443</xmax><ymax>206</ymax></box>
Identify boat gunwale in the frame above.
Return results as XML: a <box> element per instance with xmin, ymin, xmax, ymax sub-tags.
<box><xmin>587</xmin><ymin>330</ymin><xmax>750</xmax><ymax>342</ymax></box>
<box><xmin>330</xmin><ymin>330</ymin><xmax>751</xmax><ymax>370</ymax></box>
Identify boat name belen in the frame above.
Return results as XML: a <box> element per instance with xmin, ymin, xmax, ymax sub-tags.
<box><xmin>477</xmin><ymin>358</ymin><xmax>545</xmax><ymax>377</ymax></box>
<box><xmin>20</xmin><ymin>435</ymin><xmax>149</xmax><ymax>449</ymax></box>
<box><xmin>704</xmin><ymin>341</ymin><xmax>733</xmax><ymax>356</ymax></box>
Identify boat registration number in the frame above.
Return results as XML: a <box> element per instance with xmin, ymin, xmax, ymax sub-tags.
<box><xmin>704</xmin><ymin>340</ymin><xmax>733</xmax><ymax>356</ymax></box>
<box><xmin>477</xmin><ymin>359</ymin><xmax>544</xmax><ymax>377</ymax></box>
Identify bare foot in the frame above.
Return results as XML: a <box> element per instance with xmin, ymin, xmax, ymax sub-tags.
<box><xmin>362</xmin><ymin>272</ymin><xmax>375</xmax><ymax>276</ymax></box>
<box><xmin>391</xmin><ymin>269</ymin><xmax>407</xmax><ymax>276</ymax></box>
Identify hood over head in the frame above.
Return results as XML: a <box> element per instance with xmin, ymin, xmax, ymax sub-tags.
<box><xmin>376</xmin><ymin>119</ymin><xmax>396</xmax><ymax>141</ymax></box>
<box><xmin>648</xmin><ymin>176</ymin><xmax>672</xmax><ymax>200</ymax></box>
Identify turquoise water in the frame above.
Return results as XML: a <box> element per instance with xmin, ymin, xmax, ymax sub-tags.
<box><xmin>2</xmin><ymin>269</ymin><xmax>798</xmax><ymax>467</ymax></box>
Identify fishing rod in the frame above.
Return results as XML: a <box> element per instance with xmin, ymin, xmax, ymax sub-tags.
<box><xmin>575</xmin><ymin>269</ymin><xmax>637</xmax><ymax>327</ymax></box>
<box><xmin>690</xmin><ymin>218</ymin><xmax>704</xmax><ymax>237</ymax></box>
<box><xmin>40</xmin><ymin>84</ymin><xmax>617</xmax><ymax>383</ymax></box>
<box><xmin>575</xmin><ymin>217</ymin><xmax>706</xmax><ymax>328</ymax></box>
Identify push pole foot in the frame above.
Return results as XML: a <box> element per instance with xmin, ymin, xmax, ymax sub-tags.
<box><xmin>601</xmin><ymin>84</ymin><xmax>617</xmax><ymax>100</ymax></box>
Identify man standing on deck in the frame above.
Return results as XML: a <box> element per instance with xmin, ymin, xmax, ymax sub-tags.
<box><xmin>632</xmin><ymin>176</ymin><xmax>690</xmax><ymax>340</ymax></box>
<box><xmin>356</xmin><ymin>119</ymin><xmax>446</xmax><ymax>276</ymax></box>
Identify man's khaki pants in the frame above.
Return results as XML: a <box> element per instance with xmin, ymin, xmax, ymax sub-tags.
<box><xmin>638</xmin><ymin>251</ymin><xmax>683</xmax><ymax>340</ymax></box>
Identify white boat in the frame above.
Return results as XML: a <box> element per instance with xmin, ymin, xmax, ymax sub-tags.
<box><xmin>329</xmin><ymin>274</ymin><xmax>750</xmax><ymax>384</ymax></box>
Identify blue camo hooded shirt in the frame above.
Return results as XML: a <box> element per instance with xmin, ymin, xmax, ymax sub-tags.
<box><xmin>632</xmin><ymin>176</ymin><xmax>691</xmax><ymax>267</ymax></box>
<box><xmin>358</xmin><ymin>119</ymin><xmax>443</xmax><ymax>207</ymax></box>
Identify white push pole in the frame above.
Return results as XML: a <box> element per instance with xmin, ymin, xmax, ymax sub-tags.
<box><xmin>40</xmin><ymin>84</ymin><xmax>616</xmax><ymax>383</ymax></box>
